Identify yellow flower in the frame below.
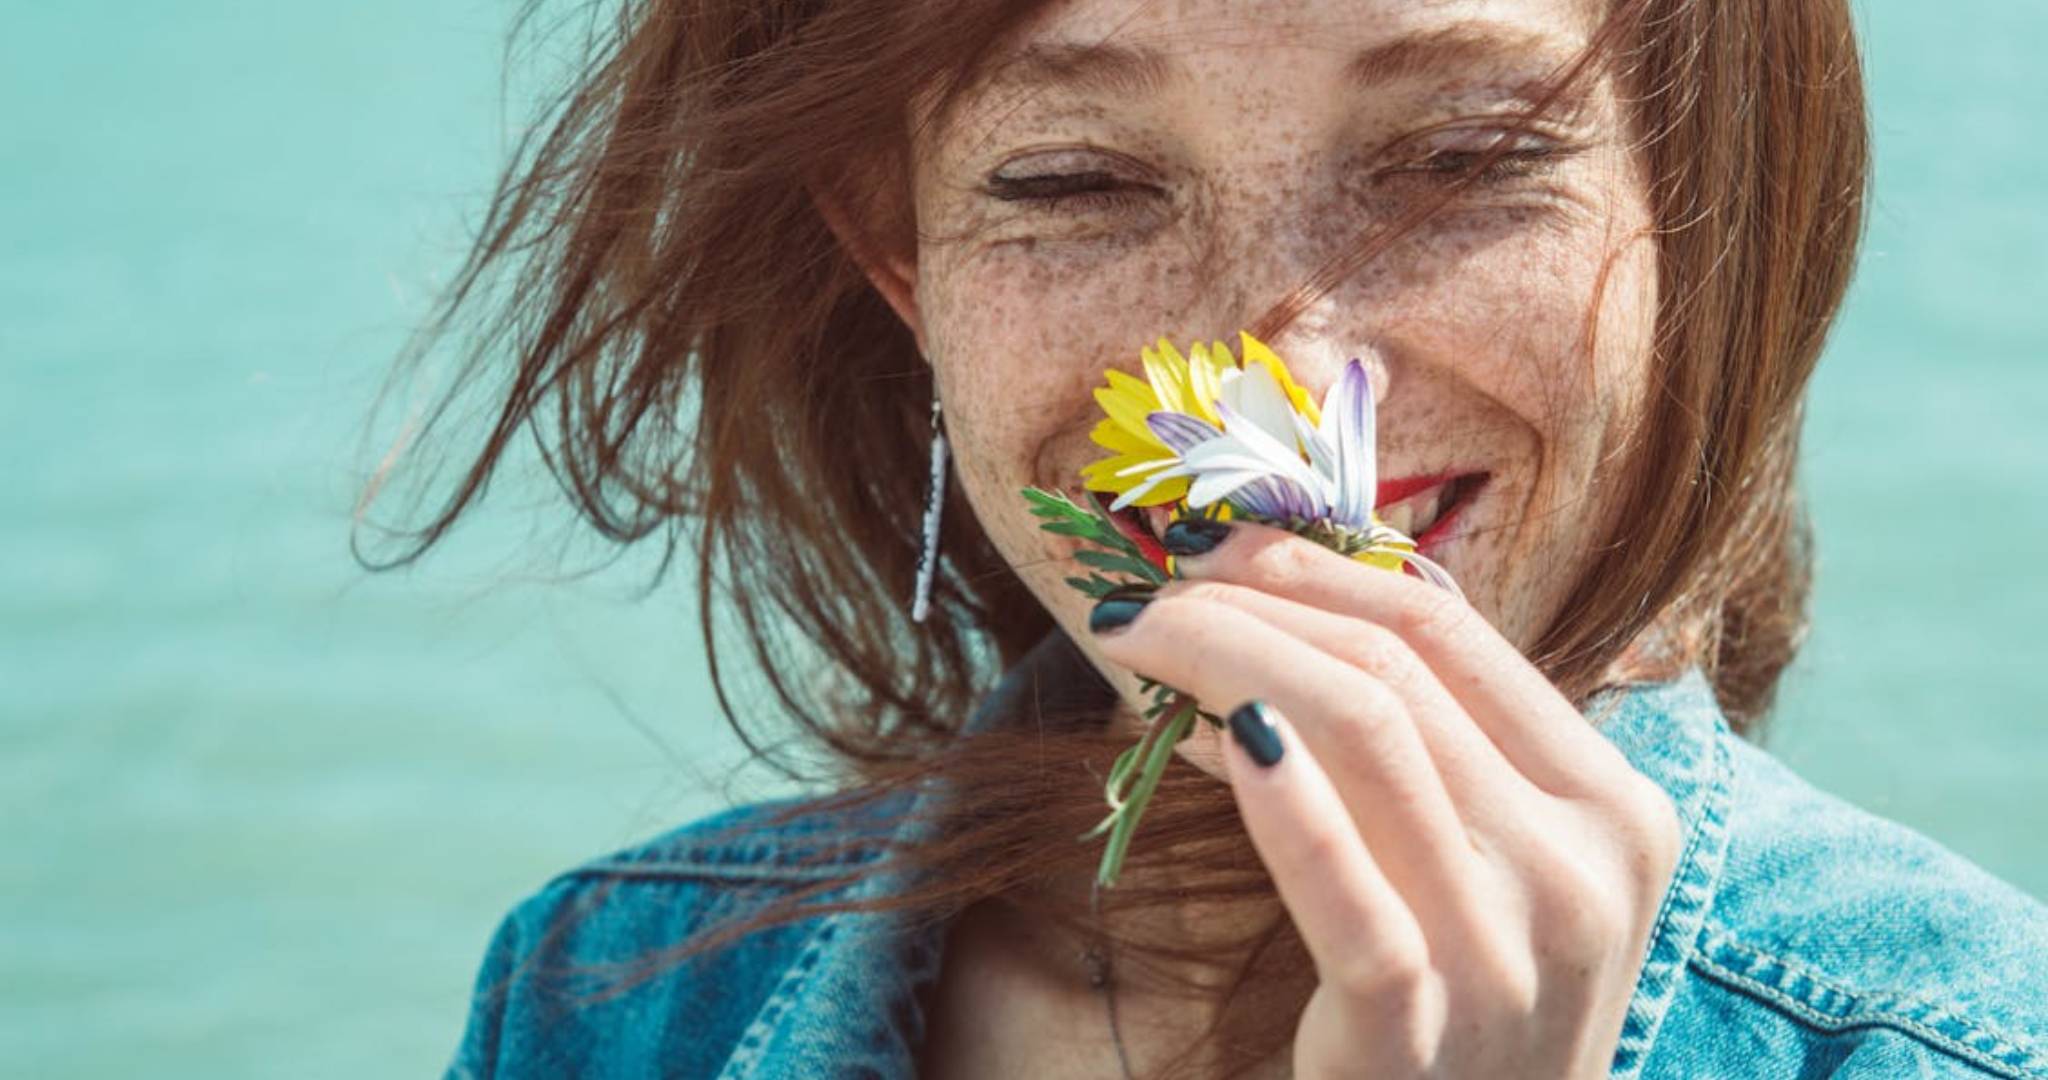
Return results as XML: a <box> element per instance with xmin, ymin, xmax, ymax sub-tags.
<box><xmin>1077</xmin><ymin>330</ymin><xmax>1461</xmax><ymax>594</ymax></box>
<box><xmin>1079</xmin><ymin>332</ymin><xmax>1322</xmax><ymax>506</ymax></box>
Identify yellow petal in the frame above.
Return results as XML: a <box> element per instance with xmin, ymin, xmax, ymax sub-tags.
<box><xmin>1080</xmin><ymin>454</ymin><xmax>1153</xmax><ymax>493</ymax></box>
<box><xmin>1184</xmin><ymin>341</ymin><xmax>1227</xmax><ymax>425</ymax></box>
<box><xmin>1095</xmin><ymin>370</ymin><xmax>1164</xmax><ymax>441</ymax></box>
<box><xmin>1124</xmin><ymin>474</ymin><xmax>1190</xmax><ymax>506</ymax></box>
<box><xmin>1089</xmin><ymin>416</ymin><xmax>1159</xmax><ymax>457</ymax></box>
<box><xmin>1140</xmin><ymin>341</ymin><xmax>1189</xmax><ymax>415</ymax></box>
<box><xmin>1353</xmin><ymin>547</ymin><xmax>1407</xmax><ymax>573</ymax></box>
<box><xmin>1239</xmin><ymin>331</ymin><xmax>1322</xmax><ymax>428</ymax></box>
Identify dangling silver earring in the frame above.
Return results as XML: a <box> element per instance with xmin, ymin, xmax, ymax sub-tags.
<box><xmin>911</xmin><ymin>387</ymin><xmax>948</xmax><ymax>623</ymax></box>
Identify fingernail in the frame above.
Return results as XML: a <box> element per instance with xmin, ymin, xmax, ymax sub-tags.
<box><xmin>1227</xmin><ymin>700</ymin><xmax>1284</xmax><ymax>767</ymax></box>
<box><xmin>1161</xmin><ymin>518</ymin><xmax>1232</xmax><ymax>558</ymax></box>
<box><xmin>1088</xmin><ymin>584</ymin><xmax>1154</xmax><ymax>635</ymax></box>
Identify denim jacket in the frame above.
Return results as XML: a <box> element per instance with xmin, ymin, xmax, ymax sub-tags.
<box><xmin>446</xmin><ymin>630</ymin><xmax>2048</xmax><ymax>1078</ymax></box>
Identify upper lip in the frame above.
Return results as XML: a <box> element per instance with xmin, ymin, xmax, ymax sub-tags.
<box><xmin>1376</xmin><ymin>472</ymin><xmax>1465</xmax><ymax>509</ymax></box>
<box><xmin>1376</xmin><ymin>471</ymin><xmax>1489</xmax><ymax>540</ymax></box>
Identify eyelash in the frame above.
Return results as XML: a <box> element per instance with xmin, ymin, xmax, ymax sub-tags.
<box><xmin>985</xmin><ymin>143</ymin><xmax>1573</xmax><ymax>213</ymax></box>
<box><xmin>983</xmin><ymin>170</ymin><xmax>1153</xmax><ymax>213</ymax></box>
<box><xmin>1390</xmin><ymin>143</ymin><xmax>1574</xmax><ymax>185</ymax></box>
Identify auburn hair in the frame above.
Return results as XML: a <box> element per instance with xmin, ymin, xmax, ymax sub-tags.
<box><xmin>354</xmin><ymin>0</ymin><xmax>1867</xmax><ymax>1074</ymax></box>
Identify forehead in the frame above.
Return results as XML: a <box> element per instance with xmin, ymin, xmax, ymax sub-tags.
<box><xmin>948</xmin><ymin>0</ymin><xmax>1603</xmax><ymax>119</ymax></box>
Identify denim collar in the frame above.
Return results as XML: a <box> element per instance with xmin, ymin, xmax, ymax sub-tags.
<box><xmin>711</xmin><ymin>629</ymin><xmax>1733</xmax><ymax>1079</ymax></box>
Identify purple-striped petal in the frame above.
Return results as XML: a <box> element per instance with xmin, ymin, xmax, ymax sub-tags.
<box><xmin>1226</xmin><ymin>475</ymin><xmax>1308</xmax><ymax>522</ymax></box>
<box><xmin>1325</xmin><ymin>359</ymin><xmax>1376</xmax><ymax>529</ymax></box>
<box><xmin>1145</xmin><ymin>411</ymin><xmax>1222</xmax><ymax>454</ymax></box>
<box><xmin>1186</xmin><ymin>468</ymin><xmax>1267</xmax><ymax>509</ymax></box>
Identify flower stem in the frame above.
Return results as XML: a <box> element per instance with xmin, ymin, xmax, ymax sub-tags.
<box><xmin>1091</xmin><ymin>695</ymin><xmax>1200</xmax><ymax>888</ymax></box>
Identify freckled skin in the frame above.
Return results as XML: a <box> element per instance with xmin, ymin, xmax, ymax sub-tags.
<box><xmin>868</xmin><ymin>0</ymin><xmax>1657</xmax><ymax>781</ymax></box>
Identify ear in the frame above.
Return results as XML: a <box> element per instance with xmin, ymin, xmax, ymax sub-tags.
<box><xmin>809</xmin><ymin>179</ymin><xmax>928</xmax><ymax>358</ymax></box>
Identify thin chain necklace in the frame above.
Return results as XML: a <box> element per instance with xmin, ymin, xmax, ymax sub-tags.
<box><xmin>1085</xmin><ymin>884</ymin><xmax>1139</xmax><ymax>1080</ymax></box>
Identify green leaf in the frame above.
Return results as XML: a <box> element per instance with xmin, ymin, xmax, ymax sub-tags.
<box><xmin>1074</xmin><ymin>548</ymin><xmax>1164</xmax><ymax>581</ymax></box>
<box><xmin>1064</xmin><ymin>572</ymin><xmax>1129</xmax><ymax>600</ymax></box>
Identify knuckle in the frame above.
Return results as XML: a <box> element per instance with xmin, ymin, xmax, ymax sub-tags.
<box><xmin>1387</xmin><ymin>582</ymin><xmax>1475</xmax><ymax>642</ymax></box>
<box><xmin>1525</xmin><ymin>834</ymin><xmax>1631</xmax><ymax>960</ymax></box>
<box><xmin>1244</xmin><ymin>532</ymin><xmax>1322</xmax><ymax>589</ymax></box>
<box><xmin>1293</xmin><ymin>827</ymin><xmax>1355</xmax><ymax>871</ymax></box>
<box><xmin>1319</xmin><ymin>679</ymin><xmax>1408</xmax><ymax>762</ymax></box>
<box><xmin>1332</xmin><ymin>621</ymin><xmax>1416</xmax><ymax>679</ymax></box>
<box><xmin>1331</xmin><ymin>939</ymin><xmax>1431</xmax><ymax>1001</ymax></box>
<box><xmin>1488</xmin><ymin>957</ymin><xmax>1543</xmax><ymax>1017</ymax></box>
<box><xmin>1138</xmin><ymin>591</ymin><xmax>1212</xmax><ymax>632</ymax></box>
<box><xmin>1344</xmin><ymin>673</ymin><xmax>1406</xmax><ymax>720</ymax></box>
<box><xmin>1612</xmin><ymin>774</ymin><xmax>1684</xmax><ymax>872</ymax></box>
<box><xmin>1563</xmin><ymin>877</ymin><xmax>1632</xmax><ymax>958</ymax></box>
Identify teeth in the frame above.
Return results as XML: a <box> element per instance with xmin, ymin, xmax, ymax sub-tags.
<box><xmin>1379</xmin><ymin>499</ymin><xmax>1417</xmax><ymax>535</ymax></box>
<box><xmin>1415</xmin><ymin>485</ymin><xmax>1455</xmax><ymax>538</ymax></box>
<box><xmin>1144</xmin><ymin>505</ymin><xmax>1173</xmax><ymax>542</ymax></box>
<box><xmin>1380</xmin><ymin>480</ymin><xmax>1457</xmax><ymax>538</ymax></box>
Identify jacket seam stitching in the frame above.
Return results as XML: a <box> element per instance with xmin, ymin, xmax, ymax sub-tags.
<box><xmin>712</xmin><ymin>912</ymin><xmax>844</xmax><ymax>1080</ymax></box>
<box><xmin>1607</xmin><ymin>703</ymin><xmax>1731</xmax><ymax>1080</ymax></box>
<box><xmin>1691</xmin><ymin>924</ymin><xmax>2046</xmax><ymax>1079</ymax></box>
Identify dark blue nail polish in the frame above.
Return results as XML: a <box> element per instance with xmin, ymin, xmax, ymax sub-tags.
<box><xmin>1089</xmin><ymin>585</ymin><xmax>1154</xmax><ymax>635</ymax></box>
<box><xmin>1227</xmin><ymin>701</ymin><xmax>1284</xmax><ymax>767</ymax></box>
<box><xmin>1161</xmin><ymin>517</ymin><xmax>1232</xmax><ymax>557</ymax></box>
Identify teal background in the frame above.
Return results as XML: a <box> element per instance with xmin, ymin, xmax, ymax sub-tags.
<box><xmin>3</xmin><ymin>2</ymin><xmax>2042</xmax><ymax>1076</ymax></box>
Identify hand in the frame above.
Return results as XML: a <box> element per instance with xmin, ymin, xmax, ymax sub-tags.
<box><xmin>1087</xmin><ymin>520</ymin><xmax>1683</xmax><ymax>1079</ymax></box>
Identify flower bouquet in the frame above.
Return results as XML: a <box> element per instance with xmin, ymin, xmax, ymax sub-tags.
<box><xmin>1020</xmin><ymin>331</ymin><xmax>1462</xmax><ymax>887</ymax></box>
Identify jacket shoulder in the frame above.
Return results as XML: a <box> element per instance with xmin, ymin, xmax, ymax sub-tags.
<box><xmin>444</xmin><ymin>793</ymin><xmax>896</xmax><ymax>1079</ymax></box>
<box><xmin>1670</xmin><ymin>735</ymin><xmax>2048</xmax><ymax>1077</ymax></box>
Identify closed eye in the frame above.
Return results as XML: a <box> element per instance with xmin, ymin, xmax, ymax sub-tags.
<box><xmin>984</xmin><ymin>170</ymin><xmax>1158</xmax><ymax>213</ymax></box>
<box><xmin>1409</xmin><ymin>145</ymin><xmax>1564</xmax><ymax>183</ymax></box>
<box><xmin>1383</xmin><ymin>140</ymin><xmax>1582</xmax><ymax>187</ymax></box>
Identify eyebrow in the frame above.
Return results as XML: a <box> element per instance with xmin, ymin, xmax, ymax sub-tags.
<box><xmin>988</xmin><ymin>21</ymin><xmax>1579</xmax><ymax>100</ymax></box>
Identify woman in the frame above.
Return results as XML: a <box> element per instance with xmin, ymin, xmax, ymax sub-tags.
<box><xmin>363</xmin><ymin>0</ymin><xmax>2048</xmax><ymax>1075</ymax></box>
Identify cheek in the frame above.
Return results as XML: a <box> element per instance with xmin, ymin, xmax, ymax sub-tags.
<box><xmin>916</xmin><ymin>238</ymin><xmax>1196</xmax><ymax>492</ymax></box>
<box><xmin>1380</xmin><ymin>211</ymin><xmax>1620</xmax><ymax>425</ymax></box>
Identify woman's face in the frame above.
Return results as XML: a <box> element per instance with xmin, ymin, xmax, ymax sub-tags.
<box><xmin>853</xmin><ymin>0</ymin><xmax>1657</xmax><ymax>758</ymax></box>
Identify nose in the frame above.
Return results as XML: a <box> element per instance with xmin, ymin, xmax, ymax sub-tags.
<box><xmin>1260</xmin><ymin>320</ymin><xmax>1393</xmax><ymax>412</ymax></box>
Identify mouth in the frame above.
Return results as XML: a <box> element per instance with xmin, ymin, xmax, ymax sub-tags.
<box><xmin>1099</xmin><ymin>471</ymin><xmax>1490</xmax><ymax>557</ymax></box>
<box><xmin>1375</xmin><ymin>471</ymin><xmax>1490</xmax><ymax>554</ymax></box>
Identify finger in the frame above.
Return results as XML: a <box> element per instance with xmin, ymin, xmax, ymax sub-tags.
<box><xmin>1167</xmin><ymin>520</ymin><xmax>1629</xmax><ymax>796</ymax></box>
<box><xmin>1090</xmin><ymin>589</ymin><xmax>1479</xmax><ymax>903</ymax></box>
<box><xmin>1219</xmin><ymin>700</ymin><xmax>1431</xmax><ymax>992</ymax></box>
<box><xmin>1156</xmin><ymin>577</ymin><xmax>1544</xmax><ymax>817</ymax></box>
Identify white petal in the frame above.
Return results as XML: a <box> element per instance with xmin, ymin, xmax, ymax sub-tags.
<box><xmin>1109</xmin><ymin>470</ymin><xmax>1176</xmax><ymax>511</ymax></box>
<box><xmin>1214</xmin><ymin>400</ymin><xmax>1330</xmax><ymax>509</ymax></box>
<box><xmin>1293</xmin><ymin>410</ymin><xmax>1336</xmax><ymax>479</ymax></box>
<box><xmin>1113</xmin><ymin>457</ymin><xmax>1179</xmax><ymax>477</ymax></box>
<box><xmin>1387</xmin><ymin>548</ymin><xmax>1465</xmax><ymax>601</ymax></box>
<box><xmin>1180</xmin><ymin>434</ymin><xmax>1293</xmax><ymax>475</ymax></box>
<box><xmin>1322</xmin><ymin>360</ymin><xmax>1377</xmax><ymax>528</ymax></box>
<box><xmin>1186</xmin><ymin>468</ymin><xmax>1266</xmax><ymax>508</ymax></box>
<box><xmin>1219</xmin><ymin>364</ymin><xmax>1301</xmax><ymax>453</ymax></box>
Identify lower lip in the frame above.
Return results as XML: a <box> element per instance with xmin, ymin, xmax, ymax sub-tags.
<box><xmin>1410</xmin><ymin>477</ymin><xmax>1485</xmax><ymax>557</ymax></box>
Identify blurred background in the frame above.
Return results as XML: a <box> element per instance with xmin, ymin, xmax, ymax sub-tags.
<box><xmin>4</xmin><ymin>1</ymin><xmax>2043</xmax><ymax>1076</ymax></box>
